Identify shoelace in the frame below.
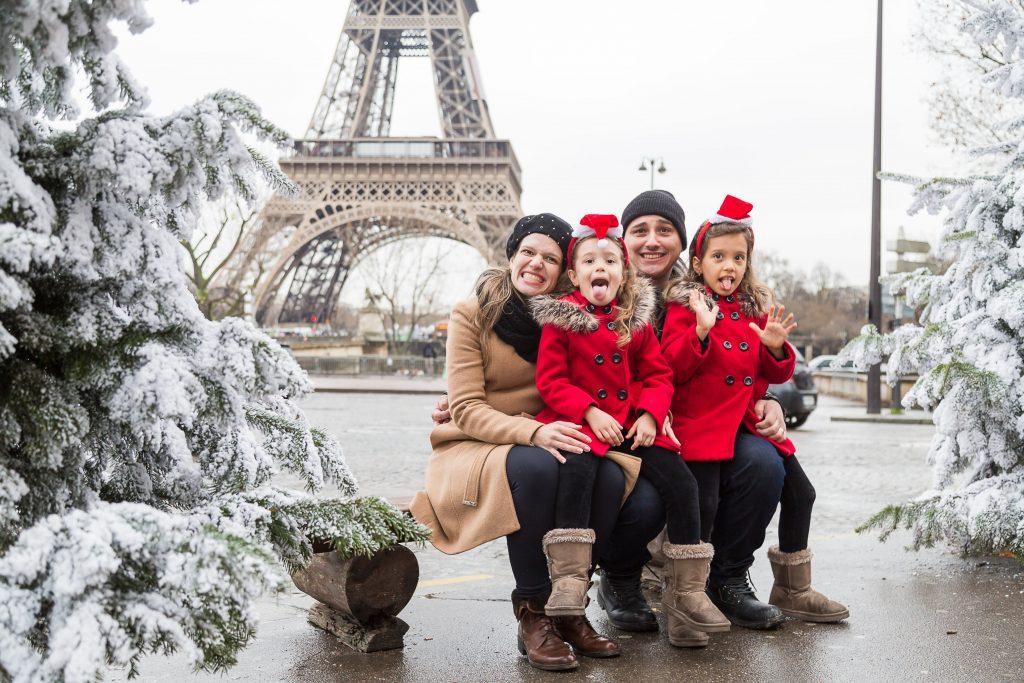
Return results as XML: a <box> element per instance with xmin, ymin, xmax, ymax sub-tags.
<box><xmin>720</xmin><ymin>571</ymin><xmax>759</xmax><ymax>596</ymax></box>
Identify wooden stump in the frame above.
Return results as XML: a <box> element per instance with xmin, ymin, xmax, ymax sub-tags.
<box><xmin>291</xmin><ymin>543</ymin><xmax>419</xmax><ymax>652</ymax></box>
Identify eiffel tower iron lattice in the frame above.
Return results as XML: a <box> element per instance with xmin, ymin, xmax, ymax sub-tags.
<box><xmin>217</xmin><ymin>0</ymin><xmax>523</xmax><ymax>327</ymax></box>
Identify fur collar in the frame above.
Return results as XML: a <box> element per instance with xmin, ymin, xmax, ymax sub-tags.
<box><xmin>529</xmin><ymin>278</ymin><xmax>659</xmax><ymax>334</ymax></box>
<box><xmin>664</xmin><ymin>280</ymin><xmax>766</xmax><ymax>318</ymax></box>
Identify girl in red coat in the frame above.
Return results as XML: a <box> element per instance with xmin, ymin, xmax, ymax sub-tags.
<box><xmin>660</xmin><ymin>195</ymin><xmax>848</xmax><ymax>624</ymax></box>
<box><xmin>530</xmin><ymin>214</ymin><xmax>729</xmax><ymax>648</ymax></box>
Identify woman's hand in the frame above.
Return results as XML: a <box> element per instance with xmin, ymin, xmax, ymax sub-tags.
<box><xmin>751</xmin><ymin>304</ymin><xmax>797</xmax><ymax>356</ymax></box>
<box><xmin>689</xmin><ymin>290</ymin><xmax>719</xmax><ymax>340</ymax></box>
<box><xmin>754</xmin><ymin>399</ymin><xmax>787</xmax><ymax>443</ymax></box>
<box><xmin>532</xmin><ymin>421</ymin><xmax>593</xmax><ymax>463</ymax></box>
<box><xmin>432</xmin><ymin>394</ymin><xmax>451</xmax><ymax>424</ymax></box>
<box><xmin>584</xmin><ymin>406</ymin><xmax>623</xmax><ymax>446</ymax></box>
<box><xmin>625</xmin><ymin>412</ymin><xmax>657</xmax><ymax>450</ymax></box>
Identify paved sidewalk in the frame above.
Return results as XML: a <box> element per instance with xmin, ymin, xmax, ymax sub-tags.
<box><xmin>109</xmin><ymin>394</ymin><xmax>1024</xmax><ymax>682</ymax></box>
<box><xmin>310</xmin><ymin>374</ymin><xmax>446</xmax><ymax>395</ymax></box>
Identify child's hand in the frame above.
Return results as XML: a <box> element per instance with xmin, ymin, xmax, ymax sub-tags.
<box><xmin>585</xmin><ymin>406</ymin><xmax>623</xmax><ymax>446</ymax></box>
<box><xmin>750</xmin><ymin>304</ymin><xmax>797</xmax><ymax>356</ymax></box>
<box><xmin>662</xmin><ymin>413</ymin><xmax>680</xmax><ymax>446</ymax></box>
<box><xmin>689</xmin><ymin>290</ymin><xmax>719</xmax><ymax>340</ymax></box>
<box><xmin>625</xmin><ymin>412</ymin><xmax>657</xmax><ymax>450</ymax></box>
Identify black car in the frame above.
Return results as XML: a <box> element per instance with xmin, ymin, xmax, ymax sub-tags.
<box><xmin>769</xmin><ymin>349</ymin><xmax>818</xmax><ymax>428</ymax></box>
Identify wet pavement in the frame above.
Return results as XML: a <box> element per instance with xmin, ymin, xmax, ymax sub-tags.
<box><xmin>112</xmin><ymin>394</ymin><xmax>1024</xmax><ymax>682</ymax></box>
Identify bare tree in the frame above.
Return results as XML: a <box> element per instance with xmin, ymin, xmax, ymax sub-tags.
<box><xmin>358</xmin><ymin>238</ymin><xmax>454</xmax><ymax>354</ymax></box>
<box><xmin>181</xmin><ymin>197</ymin><xmax>261</xmax><ymax>320</ymax></box>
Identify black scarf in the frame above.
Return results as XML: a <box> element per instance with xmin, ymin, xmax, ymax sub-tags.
<box><xmin>493</xmin><ymin>293</ymin><xmax>542</xmax><ymax>363</ymax></box>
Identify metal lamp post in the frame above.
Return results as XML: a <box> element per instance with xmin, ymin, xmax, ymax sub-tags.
<box><xmin>638</xmin><ymin>157</ymin><xmax>667</xmax><ymax>190</ymax></box>
<box><xmin>867</xmin><ymin>0</ymin><xmax>883</xmax><ymax>414</ymax></box>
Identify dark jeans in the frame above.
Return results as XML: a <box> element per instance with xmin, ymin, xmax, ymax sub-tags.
<box><xmin>688</xmin><ymin>436</ymin><xmax>816</xmax><ymax>560</ymax></box>
<box><xmin>597</xmin><ymin>475</ymin><xmax>664</xmax><ymax>578</ymax></box>
<box><xmin>555</xmin><ymin>443</ymin><xmax>700</xmax><ymax>545</ymax></box>
<box><xmin>687</xmin><ymin>431</ymin><xmax>787</xmax><ymax>580</ymax></box>
<box><xmin>505</xmin><ymin>445</ymin><xmax>625</xmax><ymax>597</ymax></box>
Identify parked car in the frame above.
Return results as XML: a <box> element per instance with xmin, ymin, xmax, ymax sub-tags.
<box><xmin>807</xmin><ymin>354</ymin><xmax>856</xmax><ymax>372</ymax></box>
<box><xmin>769</xmin><ymin>349</ymin><xmax>818</xmax><ymax>429</ymax></box>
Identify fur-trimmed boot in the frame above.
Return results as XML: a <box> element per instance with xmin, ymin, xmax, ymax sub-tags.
<box><xmin>543</xmin><ymin>528</ymin><xmax>595</xmax><ymax>617</ymax></box>
<box><xmin>767</xmin><ymin>546</ymin><xmax>849</xmax><ymax>623</ymax></box>
<box><xmin>662</xmin><ymin>541</ymin><xmax>731</xmax><ymax>641</ymax></box>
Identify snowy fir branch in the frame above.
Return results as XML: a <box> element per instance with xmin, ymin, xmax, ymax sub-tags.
<box><xmin>843</xmin><ymin>1</ymin><xmax>1024</xmax><ymax>560</ymax></box>
<box><xmin>0</xmin><ymin>3</ymin><xmax>428</xmax><ymax>681</ymax></box>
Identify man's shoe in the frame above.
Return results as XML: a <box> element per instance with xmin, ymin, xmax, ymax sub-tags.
<box><xmin>707</xmin><ymin>574</ymin><xmax>785</xmax><ymax>630</ymax></box>
<box><xmin>596</xmin><ymin>571</ymin><xmax>658</xmax><ymax>632</ymax></box>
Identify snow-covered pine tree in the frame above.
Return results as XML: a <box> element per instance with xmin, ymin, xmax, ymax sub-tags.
<box><xmin>843</xmin><ymin>1</ymin><xmax>1024</xmax><ymax>560</ymax></box>
<box><xmin>0</xmin><ymin>3</ymin><xmax>427</xmax><ymax>681</ymax></box>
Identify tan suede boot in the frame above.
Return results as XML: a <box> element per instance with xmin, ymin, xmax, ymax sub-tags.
<box><xmin>543</xmin><ymin>528</ymin><xmax>595</xmax><ymax>617</ymax></box>
<box><xmin>662</xmin><ymin>542</ymin><xmax>730</xmax><ymax>639</ymax></box>
<box><xmin>767</xmin><ymin>546</ymin><xmax>849</xmax><ymax>623</ymax></box>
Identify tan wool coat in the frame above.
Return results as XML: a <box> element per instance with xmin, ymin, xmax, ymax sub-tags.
<box><xmin>410</xmin><ymin>295</ymin><xmax>642</xmax><ymax>555</ymax></box>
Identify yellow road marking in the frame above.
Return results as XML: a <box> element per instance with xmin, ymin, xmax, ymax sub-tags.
<box><xmin>417</xmin><ymin>574</ymin><xmax>495</xmax><ymax>588</ymax></box>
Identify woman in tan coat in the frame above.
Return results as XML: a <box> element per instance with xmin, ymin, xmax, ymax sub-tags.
<box><xmin>410</xmin><ymin>214</ymin><xmax>643</xmax><ymax>671</ymax></box>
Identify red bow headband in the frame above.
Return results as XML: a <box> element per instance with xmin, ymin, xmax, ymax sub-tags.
<box><xmin>693</xmin><ymin>195</ymin><xmax>754</xmax><ymax>258</ymax></box>
<box><xmin>568</xmin><ymin>214</ymin><xmax>628</xmax><ymax>266</ymax></box>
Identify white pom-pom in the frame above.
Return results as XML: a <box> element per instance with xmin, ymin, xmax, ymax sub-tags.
<box><xmin>597</xmin><ymin>238</ymin><xmax>608</xmax><ymax>247</ymax></box>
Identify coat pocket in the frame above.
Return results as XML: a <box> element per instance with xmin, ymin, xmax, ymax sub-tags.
<box><xmin>462</xmin><ymin>444</ymin><xmax>498</xmax><ymax>507</ymax></box>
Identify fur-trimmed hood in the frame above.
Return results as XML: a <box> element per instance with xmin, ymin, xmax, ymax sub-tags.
<box><xmin>664</xmin><ymin>279</ymin><xmax>767</xmax><ymax>318</ymax></box>
<box><xmin>528</xmin><ymin>278</ymin><xmax>659</xmax><ymax>333</ymax></box>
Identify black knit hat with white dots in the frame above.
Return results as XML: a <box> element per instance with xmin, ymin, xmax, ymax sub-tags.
<box><xmin>504</xmin><ymin>213</ymin><xmax>573</xmax><ymax>270</ymax></box>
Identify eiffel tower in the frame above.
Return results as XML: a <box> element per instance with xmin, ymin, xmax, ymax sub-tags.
<box><xmin>221</xmin><ymin>0</ymin><xmax>523</xmax><ymax>327</ymax></box>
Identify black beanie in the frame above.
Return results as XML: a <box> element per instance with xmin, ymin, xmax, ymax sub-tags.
<box><xmin>620</xmin><ymin>190</ymin><xmax>686</xmax><ymax>245</ymax></box>
<box><xmin>504</xmin><ymin>213</ymin><xmax>573</xmax><ymax>269</ymax></box>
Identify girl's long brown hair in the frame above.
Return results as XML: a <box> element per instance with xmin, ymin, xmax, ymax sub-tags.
<box><xmin>683</xmin><ymin>222</ymin><xmax>772</xmax><ymax>315</ymax></box>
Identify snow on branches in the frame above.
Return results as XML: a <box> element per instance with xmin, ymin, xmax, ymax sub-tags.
<box><xmin>0</xmin><ymin>2</ymin><xmax>427</xmax><ymax>681</ymax></box>
<box><xmin>844</xmin><ymin>0</ymin><xmax>1024</xmax><ymax>560</ymax></box>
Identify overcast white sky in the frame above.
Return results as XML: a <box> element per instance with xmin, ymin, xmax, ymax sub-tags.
<box><xmin>114</xmin><ymin>0</ymin><xmax>953</xmax><ymax>308</ymax></box>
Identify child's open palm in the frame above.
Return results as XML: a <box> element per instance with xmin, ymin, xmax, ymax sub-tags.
<box><xmin>750</xmin><ymin>304</ymin><xmax>797</xmax><ymax>354</ymax></box>
<box><xmin>688</xmin><ymin>290</ymin><xmax>719</xmax><ymax>338</ymax></box>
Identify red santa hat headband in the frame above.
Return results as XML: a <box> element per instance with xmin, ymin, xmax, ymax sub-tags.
<box><xmin>692</xmin><ymin>194</ymin><xmax>754</xmax><ymax>259</ymax></box>
<box><xmin>568</xmin><ymin>214</ymin><xmax>629</xmax><ymax>266</ymax></box>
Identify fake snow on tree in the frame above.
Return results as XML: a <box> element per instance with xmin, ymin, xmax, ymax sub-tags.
<box><xmin>0</xmin><ymin>3</ymin><xmax>427</xmax><ymax>681</ymax></box>
<box><xmin>841</xmin><ymin>1</ymin><xmax>1024</xmax><ymax>562</ymax></box>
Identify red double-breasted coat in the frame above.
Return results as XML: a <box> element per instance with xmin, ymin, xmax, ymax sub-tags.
<box><xmin>660</xmin><ymin>283</ymin><xmax>796</xmax><ymax>461</ymax></box>
<box><xmin>532</xmin><ymin>287</ymin><xmax>675</xmax><ymax>456</ymax></box>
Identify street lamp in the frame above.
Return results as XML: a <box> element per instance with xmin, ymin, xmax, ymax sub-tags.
<box><xmin>867</xmin><ymin>0</ymin><xmax>883</xmax><ymax>414</ymax></box>
<box><xmin>638</xmin><ymin>156</ymin><xmax>667</xmax><ymax>190</ymax></box>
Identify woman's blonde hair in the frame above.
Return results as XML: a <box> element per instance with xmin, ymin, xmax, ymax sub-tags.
<box><xmin>684</xmin><ymin>222</ymin><xmax>773</xmax><ymax>315</ymax></box>
<box><xmin>473</xmin><ymin>266</ymin><xmax>571</xmax><ymax>364</ymax></box>
<box><xmin>569</xmin><ymin>237</ymin><xmax>640</xmax><ymax>348</ymax></box>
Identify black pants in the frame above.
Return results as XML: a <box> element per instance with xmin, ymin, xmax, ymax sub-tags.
<box><xmin>505</xmin><ymin>445</ymin><xmax>625</xmax><ymax>597</ymax></box>
<box><xmin>687</xmin><ymin>433</ymin><xmax>815</xmax><ymax>577</ymax></box>
<box><xmin>555</xmin><ymin>441</ymin><xmax>700</xmax><ymax>545</ymax></box>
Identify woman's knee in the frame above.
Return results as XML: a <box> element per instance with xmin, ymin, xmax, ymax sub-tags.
<box><xmin>506</xmin><ymin>446</ymin><xmax>559</xmax><ymax>497</ymax></box>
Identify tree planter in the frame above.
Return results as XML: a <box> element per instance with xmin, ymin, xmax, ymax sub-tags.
<box><xmin>291</xmin><ymin>543</ymin><xmax>419</xmax><ymax>652</ymax></box>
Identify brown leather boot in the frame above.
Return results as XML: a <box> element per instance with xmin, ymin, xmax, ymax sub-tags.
<box><xmin>553</xmin><ymin>614</ymin><xmax>621</xmax><ymax>658</ymax></box>
<box><xmin>767</xmin><ymin>546</ymin><xmax>849</xmax><ymax>623</ymax></box>
<box><xmin>662</xmin><ymin>541</ymin><xmax>731</xmax><ymax>638</ymax></box>
<box><xmin>543</xmin><ymin>528</ymin><xmax>595</xmax><ymax>617</ymax></box>
<box><xmin>512</xmin><ymin>592</ymin><xmax>578</xmax><ymax>671</ymax></box>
